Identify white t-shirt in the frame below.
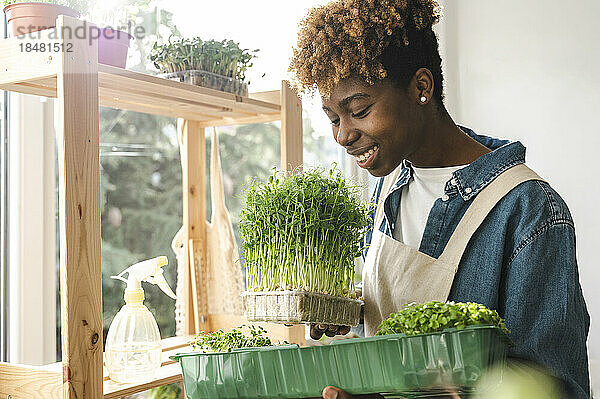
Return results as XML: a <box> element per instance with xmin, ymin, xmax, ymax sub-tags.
<box><xmin>393</xmin><ymin>163</ymin><xmax>467</xmax><ymax>249</ymax></box>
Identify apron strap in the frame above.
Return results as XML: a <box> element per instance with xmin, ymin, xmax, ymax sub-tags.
<box><xmin>373</xmin><ymin>165</ymin><xmax>404</xmax><ymax>229</ymax></box>
<box><xmin>437</xmin><ymin>163</ymin><xmax>544</xmax><ymax>267</ymax></box>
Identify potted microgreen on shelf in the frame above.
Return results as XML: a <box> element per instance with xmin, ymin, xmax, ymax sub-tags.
<box><xmin>149</xmin><ymin>36</ymin><xmax>258</xmax><ymax>96</ymax></box>
<box><xmin>239</xmin><ymin>166</ymin><xmax>372</xmax><ymax>326</ymax></box>
<box><xmin>2</xmin><ymin>0</ymin><xmax>87</xmax><ymax>36</ymax></box>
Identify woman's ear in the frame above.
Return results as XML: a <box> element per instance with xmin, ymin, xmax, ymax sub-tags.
<box><xmin>412</xmin><ymin>67</ymin><xmax>435</xmax><ymax>105</ymax></box>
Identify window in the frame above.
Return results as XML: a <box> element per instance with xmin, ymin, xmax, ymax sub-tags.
<box><xmin>98</xmin><ymin>109</ymin><xmax>181</xmax><ymax>345</ymax></box>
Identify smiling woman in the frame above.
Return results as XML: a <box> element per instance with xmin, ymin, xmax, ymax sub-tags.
<box><xmin>290</xmin><ymin>0</ymin><xmax>488</xmax><ymax>178</ymax></box>
<box><xmin>289</xmin><ymin>0</ymin><xmax>591</xmax><ymax>398</ymax></box>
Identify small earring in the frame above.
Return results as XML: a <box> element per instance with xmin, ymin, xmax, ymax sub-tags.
<box><xmin>420</xmin><ymin>96</ymin><xmax>427</xmax><ymax>103</ymax></box>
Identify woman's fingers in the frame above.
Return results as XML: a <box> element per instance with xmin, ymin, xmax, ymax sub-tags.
<box><xmin>310</xmin><ymin>324</ymin><xmax>352</xmax><ymax>339</ymax></box>
<box><xmin>325</xmin><ymin>325</ymin><xmax>339</xmax><ymax>337</ymax></box>
<box><xmin>322</xmin><ymin>386</ymin><xmax>383</xmax><ymax>399</ymax></box>
<box><xmin>322</xmin><ymin>386</ymin><xmax>351</xmax><ymax>399</ymax></box>
<box><xmin>310</xmin><ymin>323</ymin><xmax>326</xmax><ymax>340</ymax></box>
<box><xmin>338</xmin><ymin>325</ymin><xmax>351</xmax><ymax>335</ymax></box>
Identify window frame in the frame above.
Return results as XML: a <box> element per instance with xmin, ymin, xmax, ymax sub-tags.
<box><xmin>6</xmin><ymin>94</ymin><xmax>57</xmax><ymax>365</ymax></box>
<box><xmin>1</xmin><ymin>13</ymin><xmax>9</xmax><ymax>364</ymax></box>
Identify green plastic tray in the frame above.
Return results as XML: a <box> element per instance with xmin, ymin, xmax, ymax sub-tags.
<box><xmin>171</xmin><ymin>325</ymin><xmax>509</xmax><ymax>399</ymax></box>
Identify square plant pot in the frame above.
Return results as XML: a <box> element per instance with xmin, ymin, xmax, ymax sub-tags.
<box><xmin>162</xmin><ymin>69</ymin><xmax>248</xmax><ymax>96</ymax></box>
<box><xmin>242</xmin><ymin>290</ymin><xmax>363</xmax><ymax>326</ymax></box>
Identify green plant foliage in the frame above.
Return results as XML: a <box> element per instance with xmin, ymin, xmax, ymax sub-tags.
<box><xmin>149</xmin><ymin>36</ymin><xmax>258</xmax><ymax>81</ymax></box>
<box><xmin>240</xmin><ymin>166</ymin><xmax>373</xmax><ymax>298</ymax></box>
<box><xmin>190</xmin><ymin>325</ymin><xmax>275</xmax><ymax>353</ymax></box>
<box><xmin>376</xmin><ymin>301</ymin><xmax>510</xmax><ymax>336</ymax></box>
<box><xmin>148</xmin><ymin>383</ymin><xmax>182</xmax><ymax>399</ymax></box>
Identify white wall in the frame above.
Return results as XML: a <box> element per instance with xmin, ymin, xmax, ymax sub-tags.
<box><xmin>438</xmin><ymin>0</ymin><xmax>600</xmax><ymax>380</ymax></box>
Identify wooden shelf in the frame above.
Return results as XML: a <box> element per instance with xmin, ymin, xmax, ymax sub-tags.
<box><xmin>6</xmin><ymin>336</ymin><xmax>192</xmax><ymax>399</ymax></box>
<box><xmin>0</xmin><ymin>33</ymin><xmax>282</xmax><ymax>126</ymax></box>
<box><xmin>0</xmin><ymin>15</ymin><xmax>304</xmax><ymax>399</ymax></box>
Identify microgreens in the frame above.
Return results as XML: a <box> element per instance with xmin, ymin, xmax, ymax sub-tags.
<box><xmin>239</xmin><ymin>166</ymin><xmax>373</xmax><ymax>298</ymax></box>
<box><xmin>149</xmin><ymin>36</ymin><xmax>258</xmax><ymax>82</ymax></box>
<box><xmin>190</xmin><ymin>325</ymin><xmax>274</xmax><ymax>353</ymax></box>
<box><xmin>376</xmin><ymin>301</ymin><xmax>510</xmax><ymax>336</ymax></box>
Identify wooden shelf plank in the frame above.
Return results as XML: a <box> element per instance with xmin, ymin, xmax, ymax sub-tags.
<box><xmin>0</xmin><ymin>28</ymin><xmax>59</xmax><ymax>86</ymax></box>
<box><xmin>99</xmin><ymin>81</ymin><xmax>254</xmax><ymax>120</ymax></box>
<box><xmin>0</xmin><ymin>362</ymin><xmax>62</xmax><ymax>399</ymax></box>
<box><xmin>98</xmin><ymin>65</ymin><xmax>280</xmax><ymax>114</ymax></box>
<box><xmin>103</xmin><ymin>363</ymin><xmax>183</xmax><ymax>399</ymax></box>
<box><xmin>200</xmin><ymin>112</ymin><xmax>281</xmax><ymax>127</ymax></box>
<box><xmin>159</xmin><ymin>335</ymin><xmax>194</xmax><ymax>351</ymax></box>
<box><xmin>31</xmin><ymin>336</ymin><xmax>192</xmax><ymax>398</ymax></box>
<box><xmin>103</xmin><ymin>336</ymin><xmax>192</xmax><ymax>398</ymax></box>
<box><xmin>0</xmin><ymin>61</ymin><xmax>281</xmax><ymax>125</ymax></box>
<box><xmin>248</xmin><ymin>89</ymin><xmax>281</xmax><ymax>106</ymax></box>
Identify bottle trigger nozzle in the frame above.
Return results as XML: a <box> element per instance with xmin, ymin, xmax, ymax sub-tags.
<box><xmin>110</xmin><ymin>256</ymin><xmax>176</xmax><ymax>302</ymax></box>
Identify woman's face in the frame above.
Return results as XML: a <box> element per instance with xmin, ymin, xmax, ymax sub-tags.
<box><xmin>321</xmin><ymin>76</ymin><xmax>423</xmax><ymax>177</ymax></box>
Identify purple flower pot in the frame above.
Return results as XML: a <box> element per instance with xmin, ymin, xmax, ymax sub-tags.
<box><xmin>97</xmin><ymin>27</ymin><xmax>132</xmax><ymax>68</ymax></box>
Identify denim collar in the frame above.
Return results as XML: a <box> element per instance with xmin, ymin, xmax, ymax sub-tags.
<box><xmin>390</xmin><ymin>126</ymin><xmax>526</xmax><ymax>201</ymax></box>
<box><xmin>451</xmin><ymin>126</ymin><xmax>526</xmax><ymax>200</ymax></box>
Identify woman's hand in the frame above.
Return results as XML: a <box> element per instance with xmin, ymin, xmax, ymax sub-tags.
<box><xmin>310</xmin><ymin>288</ymin><xmax>363</xmax><ymax>340</ymax></box>
<box><xmin>322</xmin><ymin>386</ymin><xmax>383</xmax><ymax>399</ymax></box>
<box><xmin>309</xmin><ymin>324</ymin><xmax>351</xmax><ymax>340</ymax></box>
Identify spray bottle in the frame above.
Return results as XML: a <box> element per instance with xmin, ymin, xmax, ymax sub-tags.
<box><xmin>105</xmin><ymin>256</ymin><xmax>176</xmax><ymax>384</ymax></box>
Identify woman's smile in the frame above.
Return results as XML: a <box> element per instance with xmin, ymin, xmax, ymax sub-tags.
<box><xmin>350</xmin><ymin>144</ymin><xmax>379</xmax><ymax>168</ymax></box>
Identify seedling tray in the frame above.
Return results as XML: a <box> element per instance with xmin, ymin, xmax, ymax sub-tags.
<box><xmin>241</xmin><ymin>290</ymin><xmax>363</xmax><ymax>326</ymax></box>
<box><xmin>172</xmin><ymin>325</ymin><xmax>509</xmax><ymax>399</ymax></box>
<box><xmin>161</xmin><ymin>69</ymin><xmax>249</xmax><ymax>96</ymax></box>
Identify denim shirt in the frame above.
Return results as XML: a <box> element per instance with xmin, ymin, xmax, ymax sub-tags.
<box><xmin>363</xmin><ymin>126</ymin><xmax>590</xmax><ymax>398</ymax></box>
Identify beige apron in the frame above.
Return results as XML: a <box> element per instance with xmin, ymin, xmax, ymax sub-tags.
<box><xmin>362</xmin><ymin>163</ymin><xmax>543</xmax><ymax>336</ymax></box>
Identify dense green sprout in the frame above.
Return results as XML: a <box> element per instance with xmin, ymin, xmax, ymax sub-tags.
<box><xmin>149</xmin><ymin>36</ymin><xmax>257</xmax><ymax>82</ymax></box>
<box><xmin>376</xmin><ymin>301</ymin><xmax>510</xmax><ymax>336</ymax></box>
<box><xmin>190</xmin><ymin>325</ymin><xmax>273</xmax><ymax>353</ymax></box>
<box><xmin>240</xmin><ymin>166</ymin><xmax>372</xmax><ymax>298</ymax></box>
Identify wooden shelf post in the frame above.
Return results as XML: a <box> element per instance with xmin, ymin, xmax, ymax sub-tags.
<box><xmin>56</xmin><ymin>16</ymin><xmax>103</xmax><ymax>398</ymax></box>
<box><xmin>180</xmin><ymin>119</ymin><xmax>209</xmax><ymax>335</ymax></box>
<box><xmin>281</xmin><ymin>80</ymin><xmax>303</xmax><ymax>172</ymax></box>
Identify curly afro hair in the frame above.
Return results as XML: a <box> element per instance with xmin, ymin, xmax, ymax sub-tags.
<box><xmin>289</xmin><ymin>0</ymin><xmax>444</xmax><ymax>102</ymax></box>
